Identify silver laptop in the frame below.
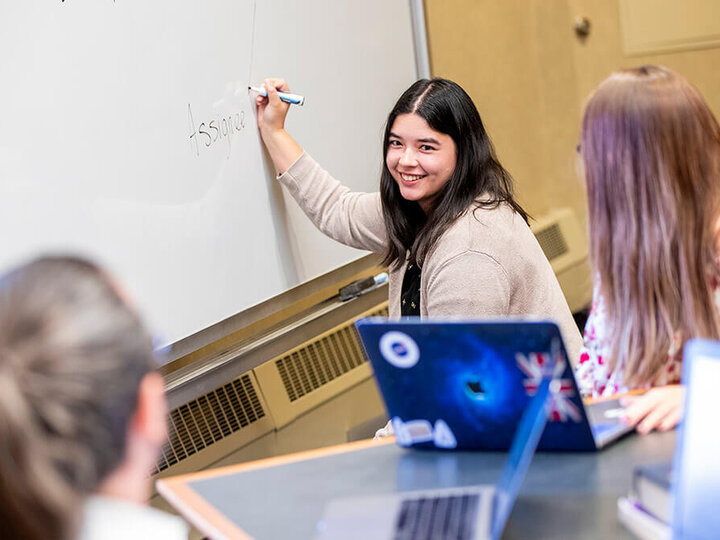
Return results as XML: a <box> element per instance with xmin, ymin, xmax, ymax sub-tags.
<box><xmin>314</xmin><ymin>362</ymin><xmax>554</xmax><ymax>540</ymax></box>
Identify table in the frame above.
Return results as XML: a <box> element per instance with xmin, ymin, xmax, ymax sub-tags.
<box><xmin>157</xmin><ymin>430</ymin><xmax>676</xmax><ymax>539</ymax></box>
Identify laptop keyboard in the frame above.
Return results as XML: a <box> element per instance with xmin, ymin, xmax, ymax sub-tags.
<box><xmin>393</xmin><ymin>493</ymin><xmax>482</xmax><ymax>540</ymax></box>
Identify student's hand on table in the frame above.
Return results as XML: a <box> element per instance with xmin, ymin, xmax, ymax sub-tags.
<box><xmin>621</xmin><ymin>385</ymin><xmax>685</xmax><ymax>434</ymax></box>
<box><xmin>374</xmin><ymin>420</ymin><xmax>394</xmax><ymax>440</ymax></box>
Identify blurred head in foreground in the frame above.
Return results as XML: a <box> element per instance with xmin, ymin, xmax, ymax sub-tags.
<box><xmin>0</xmin><ymin>256</ymin><xmax>168</xmax><ymax>540</ymax></box>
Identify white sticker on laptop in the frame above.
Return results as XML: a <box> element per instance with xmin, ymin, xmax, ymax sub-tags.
<box><xmin>433</xmin><ymin>419</ymin><xmax>457</xmax><ymax>449</ymax></box>
<box><xmin>392</xmin><ymin>417</ymin><xmax>433</xmax><ymax>446</ymax></box>
<box><xmin>379</xmin><ymin>331</ymin><xmax>420</xmax><ymax>368</ymax></box>
<box><xmin>392</xmin><ymin>417</ymin><xmax>458</xmax><ymax>448</ymax></box>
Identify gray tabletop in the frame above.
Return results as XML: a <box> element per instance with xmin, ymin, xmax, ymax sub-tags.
<box><xmin>186</xmin><ymin>431</ymin><xmax>676</xmax><ymax>539</ymax></box>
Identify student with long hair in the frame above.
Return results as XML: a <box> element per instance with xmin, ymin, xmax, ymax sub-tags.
<box><xmin>576</xmin><ymin>65</ymin><xmax>720</xmax><ymax>433</ymax></box>
<box><xmin>256</xmin><ymin>78</ymin><xmax>582</xmax><ymax>359</ymax></box>
<box><xmin>0</xmin><ymin>257</ymin><xmax>187</xmax><ymax>540</ymax></box>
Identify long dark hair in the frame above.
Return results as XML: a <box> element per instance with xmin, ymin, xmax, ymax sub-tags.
<box><xmin>380</xmin><ymin>78</ymin><xmax>528</xmax><ymax>269</ymax></box>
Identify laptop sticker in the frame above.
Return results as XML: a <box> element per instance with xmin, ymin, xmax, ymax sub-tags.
<box><xmin>380</xmin><ymin>331</ymin><xmax>420</xmax><ymax>368</ymax></box>
<box><xmin>517</xmin><ymin>351</ymin><xmax>582</xmax><ymax>423</ymax></box>
<box><xmin>392</xmin><ymin>417</ymin><xmax>434</xmax><ymax>445</ymax></box>
<box><xmin>392</xmin><ymin>417</ymin><xmax>458</xmax><ymax>448</ymax></box>
<box><xmin>433</xmin><ymin>419</ymin><xmax>458</xmax><ymax>449</ymax></box>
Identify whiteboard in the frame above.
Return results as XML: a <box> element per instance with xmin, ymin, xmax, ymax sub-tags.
<box><xmin>0</xmin><ymin>1</ymin><xmax>418</xmax><ymax>345</ymax></box>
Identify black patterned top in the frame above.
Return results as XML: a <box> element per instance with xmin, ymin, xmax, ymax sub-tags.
<box><xmin>400</xmin><ymin>262</ymin><xmax>421</xmax><ymax>317</ymax></box>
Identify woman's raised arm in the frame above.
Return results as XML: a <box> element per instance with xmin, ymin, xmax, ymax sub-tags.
<box><xmin>255</xmin><ymin>78</ymin><xmax>303</xmax><ymax>175</ymax></box>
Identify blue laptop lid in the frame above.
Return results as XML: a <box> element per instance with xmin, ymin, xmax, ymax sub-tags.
<box><xmin>672</xmin><ymin>339</ymin><xmax>720</xmax><ymax>540</ymax></box>
<box><xmin>355</xmin><ymin>318</ymin><xmax>596</xmax><ymax>451</ymax></box>
<box><xmin>490</xmin><ymin>368</ymin><xmax>553</xmax><ymax>539</ymax></box>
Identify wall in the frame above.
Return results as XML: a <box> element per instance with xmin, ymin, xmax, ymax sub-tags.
<box><xmin>424</xmin><ymin>0</ymin><xmax>720</xmax><ymax>249</ymax></box>
<box><xmin>424</xmin><ymin>0</ymin><xmax>586</xmax><ymax>228</ymax></box>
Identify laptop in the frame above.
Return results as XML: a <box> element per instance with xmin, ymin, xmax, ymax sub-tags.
<box><xmin>617</xmin><ymin>338</ymin><xmax>720</xmax><ymax>540</ymax></box>
<box><xmin>671</xmin><ymin>338</ymin><xmax>720</xmax><ymax>539</ymax></box>
<box><xmin>355</xmin><ymin>318</ymin><xmax>632</xmax><ymax>451</ymax></box>
<box><xmin>314</xmin><ymin>357</ymin><xmax>554</xmax><ymax>540</ymax></box>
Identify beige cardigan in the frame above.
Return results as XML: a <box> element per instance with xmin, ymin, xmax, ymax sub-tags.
<box><xmin>279</xmin><ymin>152</ymin><xmax>583</xmax><ymax>363</ymax></box>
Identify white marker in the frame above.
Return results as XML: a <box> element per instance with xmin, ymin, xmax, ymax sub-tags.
<box><xmin>248</xmin><ymin>86</ymin><xmax>305</xmax><ymax>106</ymax></box>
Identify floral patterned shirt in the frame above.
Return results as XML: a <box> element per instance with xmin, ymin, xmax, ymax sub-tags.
<box><xmin>576</xmin><ymin>278</ymin><xmax>720</xmax><ymax>398</ymax></box>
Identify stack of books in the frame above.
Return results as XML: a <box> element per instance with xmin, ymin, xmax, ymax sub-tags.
<box><xmin>617</xmin><ymin>462</ymin><xmax>673</xmax><ymax>540</ymax></box>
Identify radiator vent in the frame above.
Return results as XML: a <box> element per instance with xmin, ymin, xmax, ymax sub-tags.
<box><xmin>529</xmin><ymin>207</ymin><xmax>592</xmax><ymax>313</ymax></box>
<box><xmin>534</xmin><ymin>223</ymin><xmax>569</xmax><ymax>261</ymax></box>
<box><xmin>276</xmin><ymin>305</ymin><xmax>388</xmax><ymax>402</ymax></box>
<box><xmin>154</xmin><ymin>373</ymin><xmax>265</xmax><ymax>474</ymax></box>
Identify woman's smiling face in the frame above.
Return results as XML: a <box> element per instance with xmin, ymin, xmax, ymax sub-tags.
<box><xmin>385</xmin><ymin>113</ymin><xmax>457</xmax><ymax>213</ymax></box>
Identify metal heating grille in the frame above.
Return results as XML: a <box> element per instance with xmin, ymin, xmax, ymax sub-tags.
<box><xmin>535</xmin><ymin>223</ymin><xmax>569</xmax><ymax>261</ymax></box>
<box><xmin>275</xmin><ymin>305</ymin><xmax>388</xmax><ymax>402</ymax></box>
<box><xmin>154</xmin><ymin>373</ymin><xmax>265</xmax><ymax>474</ymax></box>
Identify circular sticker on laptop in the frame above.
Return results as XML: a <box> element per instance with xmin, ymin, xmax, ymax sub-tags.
<box><xmin>379</xmin><ymin>331</ymin><xmax>419</xmax><ymax>368</ymax></box>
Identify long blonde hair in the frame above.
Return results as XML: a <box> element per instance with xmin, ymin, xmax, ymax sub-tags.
<box><xmin>0</xmin><ymin>257</ymin><xmax>154</xmax><ymax>540</ymax></box>
<box><xmin>582</xmin><ymin>65</ymin><xmax>720</xmax><ymax>387</ymax></box>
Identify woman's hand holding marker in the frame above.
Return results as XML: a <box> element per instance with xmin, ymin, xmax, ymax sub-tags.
<box><xmin>255</xmin><ymin>78</ymin><xmax>291</xmax><ymax>133</ymax></box>
<box><xmin>254</xmin><ymin>78</ymin><xmax>303</xmax><ymax>175</ymax></box>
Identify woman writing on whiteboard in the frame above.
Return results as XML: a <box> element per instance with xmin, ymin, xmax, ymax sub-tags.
<box><xmin>255</xmin><ymin>78</ymin><xmax>582</xmax><ymax>360</ymax></box>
